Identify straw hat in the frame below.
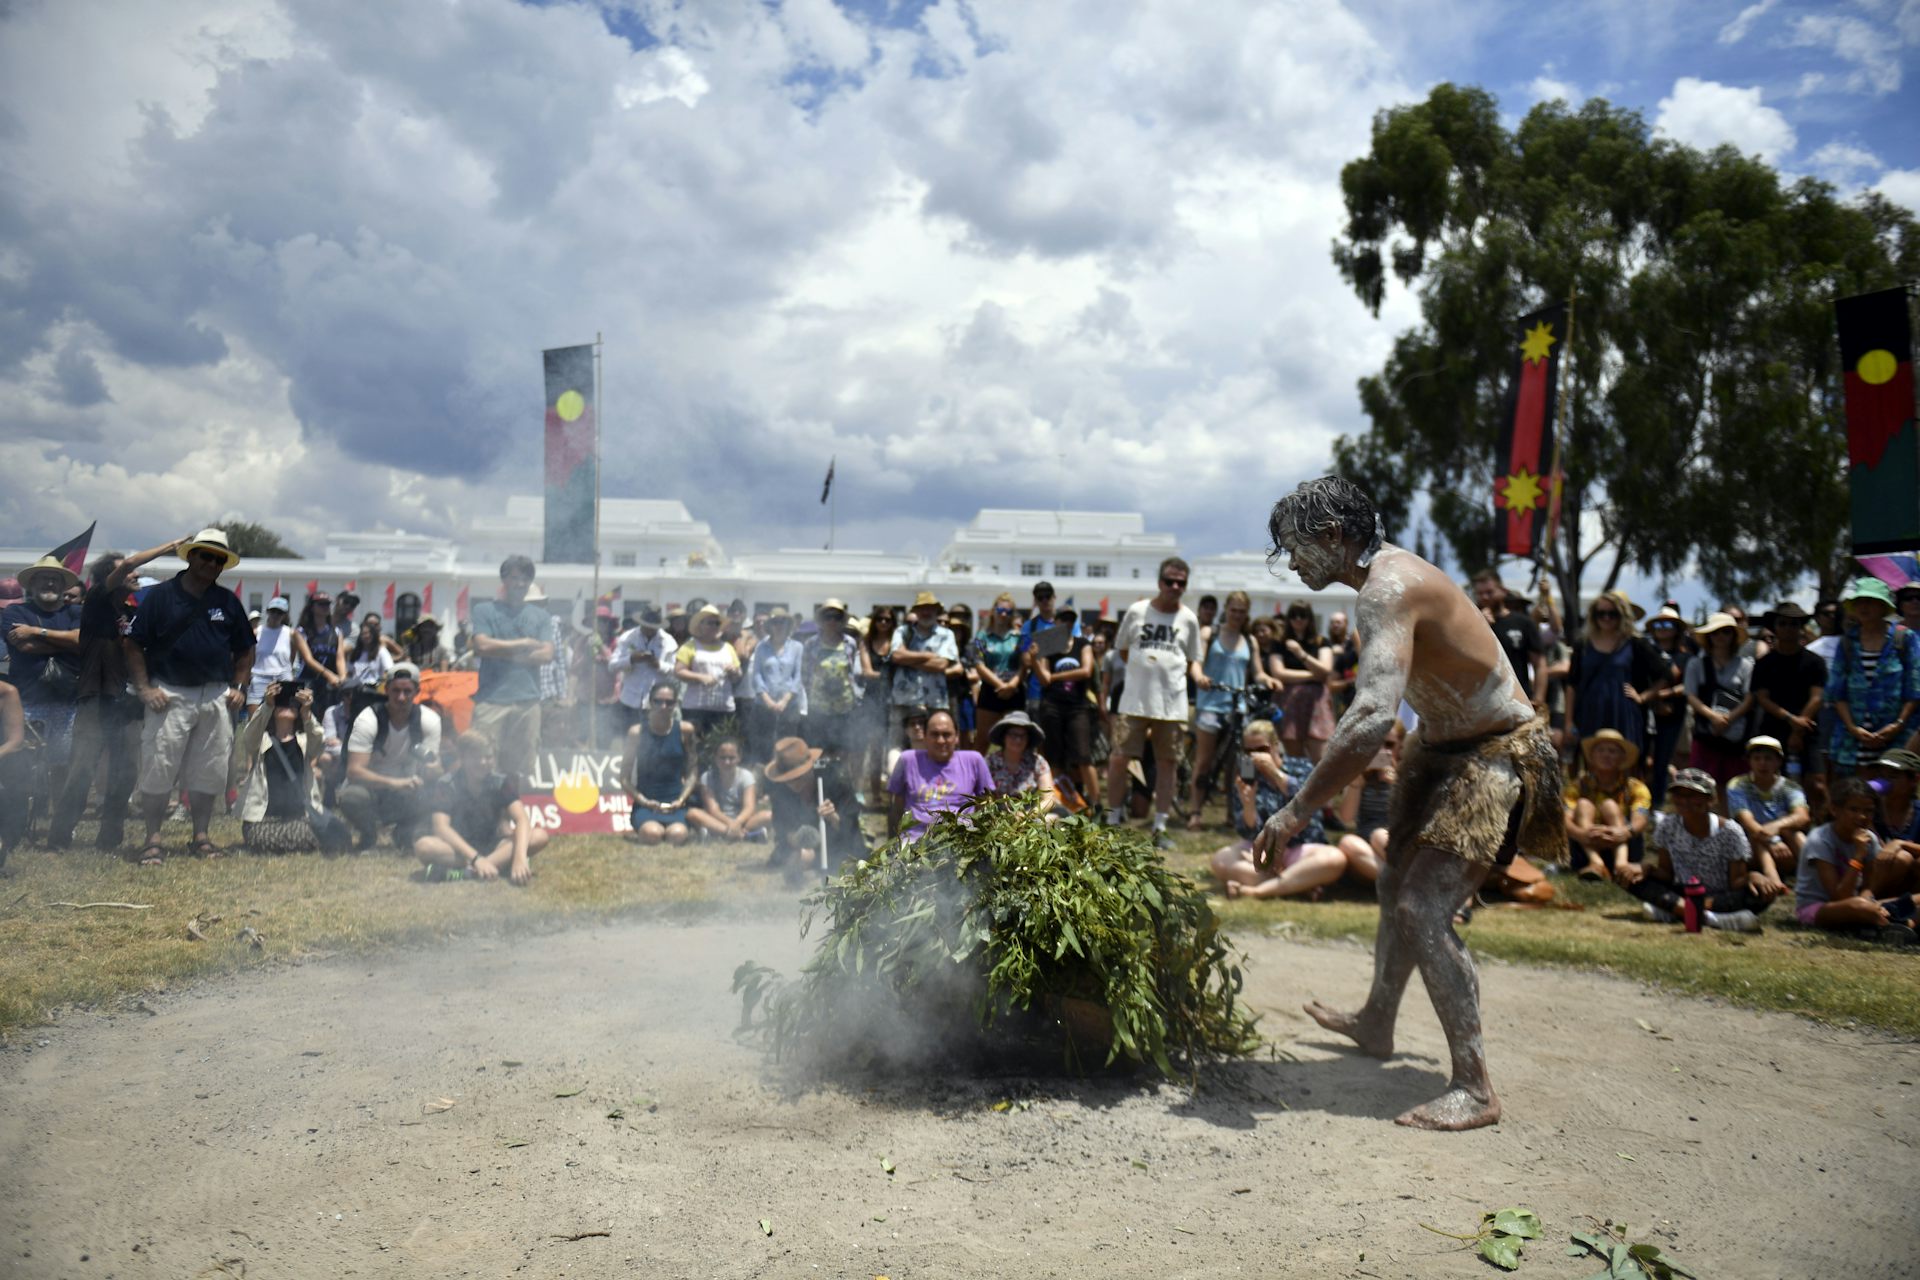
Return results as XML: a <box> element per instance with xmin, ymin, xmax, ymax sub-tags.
<box><xmin>1693</xmin><ymin>611</ymin><xmax>1749</xmax><ymax>647</ymax></box>
<box><xmin>909</xmin><ymin>590</ymin><xmax>942</xmax><ymax>614</ymax></box>
<box><xmin>815</xmin><ymin>598</ymin><xmax>849</xmax><ymax>618</ymax></box>
<box><xmin>763</xmin><ymin>736</ymin><xmax>822</xmax><ymax>784</ymax></box>
<box><xmin>16</xmin><ymin>555</ymin><xmax>80</xmax><ymax>593</ymax></box>
<box><xmin>1602</xmin><ymin>588</ymin><xmax>1645</xmax><ymax>622</ymax></box>
<box><xmin>179</xmin><ymin>527</ymin><xmax>240</xmax><ymax>570</ymax></box>
<box><xmin>1579</xmin><ymin>727</ymin><xmax>1640</xmax><ymax>772</ymax></box>
<box><xmin>988</xmin><ymin>709</ymin><xmax>1046</xmax><ymax>748</ymax></box>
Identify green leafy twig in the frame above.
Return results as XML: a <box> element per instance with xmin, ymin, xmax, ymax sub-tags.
<box><xmin>1567</xmin><ymin>1219</ymin><xmax>1695</xmax><ymax>1279</ymax></box>
<box><xmin>1420</xmin><ymin>1207</ymin><xmax>1541</xmax><ymax>1271</ymax></box>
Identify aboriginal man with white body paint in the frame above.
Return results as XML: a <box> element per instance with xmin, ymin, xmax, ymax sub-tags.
<box><xmin>1254</xmin><ymin>477</ymin><xmax>1564</xmax><ymax>1131</ymax></box>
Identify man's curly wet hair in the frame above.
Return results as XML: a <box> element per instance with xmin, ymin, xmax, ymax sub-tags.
<box><xmin>1267</xmin><ymin>476</ymin><xmax>1384</xmax><ymax>572</ymax></box>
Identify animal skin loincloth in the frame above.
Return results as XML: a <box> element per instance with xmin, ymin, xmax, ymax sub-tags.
<box><xmin>1386</xmin><ymin>712</ymin><xmax>1564</xmax><ymax>867</ymax></box>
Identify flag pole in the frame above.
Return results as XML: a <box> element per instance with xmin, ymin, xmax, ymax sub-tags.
<box><xmin>1540</xmin><ymin>285</ymin><xmax>1577</xmax><ymax>586</ymax></box>
<box><xmin>591</xmin><ymin>331</ymin><xmax>604</xmax><ymax>751</ymax></box>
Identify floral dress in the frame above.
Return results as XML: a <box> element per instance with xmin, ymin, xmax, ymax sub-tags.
<box><xmin>1825</xmin><ymin>622</ymin><xmax>1920</xmax><ymax>770</ymax></box>
<box><xmin>987</xmin><ymin>748</ymin><xmax>1054</xmax><ymax>796</ymax></box>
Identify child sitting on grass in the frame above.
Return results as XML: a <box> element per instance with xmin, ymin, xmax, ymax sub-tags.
<box><xmin>688</xmin><ymin>736</ymin><xmax>771</xmax><ymax>842</ymax></box>
<box><xmin>1793</xmin><ymin>776</ymin><xmax>1919</xmax><ymax>938</ymax></box>
<box><xmin>1623</xmin><ymin>767</ymin><xmax>1767</xmax><ymax>932</ymax></box>
<box><xmin>413</xmin><ymin>731</ymin><xmax>546</xmax><ymax>885</ymax></box>
<box><xmin>1210</xmin><ymin>719</ymin><xmax>1347</xmax><ymax>900</ymax></box>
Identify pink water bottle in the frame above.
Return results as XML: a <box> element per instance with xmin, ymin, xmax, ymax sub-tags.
<box><xmin>1681</xmin><ymin>877</ymin><xmax>1706</xmax><ymax>933</ymax></box>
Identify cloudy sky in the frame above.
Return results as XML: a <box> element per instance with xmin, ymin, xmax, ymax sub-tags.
<box><xmin>2</xmin><ymin>0</ymin><xmax>1915</xmax><ymax>584</ymax></box>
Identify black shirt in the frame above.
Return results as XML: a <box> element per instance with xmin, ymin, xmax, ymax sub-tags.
<box><xmin>765</xmin><ymin>762</ymin><xmax>860</xmax><ymax>866</ymax></box>
<box><xmin>1751</xmin><ymin>647</ymin><xmax>1828</xmax><ymax>741</ymax></box>
<box><xmin>1490</xmin><ymin>612</ymin><xmax>1543</xmax><ymax>695</ymax></box>
<box><xmin>127</xmin><ymin>573</ymin><xmax>254</xmax><ymax>688</ymax></box>
<box><xmin>429</xmin><ymin>771</ymin><xmax>520</xmax><ymax>850</ymax></box>
<box><xmin>76</xmin><ymin>583</ymin><xmax>132</xmax><ymax>699</ymax></box>
<box><xmin>262</xmin><ymin>737</ymin><xmax>310</xmax><ymax>820</ymax></box>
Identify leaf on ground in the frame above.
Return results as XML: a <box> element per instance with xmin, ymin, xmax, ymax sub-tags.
<box><xmin>499</xmin><ymin>1138</ymin><xmax>530</xmax><ymax>1148</ymax></box>
<box><xmin>872</xmin><ymin>1215</ymin><xmax>887</xmax><ymax>1223</ymax></box>
<box><xmin>880</xmin><ymin>1157</ymin><xmax>895</xmax><ymax>1175</ymax></box>
<box><xmin>1489</xmin><ymin>1207</ymin><xmax>1542</xmax><ymax>1240</ymax></box>
<box><xmin>553</xmin><ymin>1086</ymin><xmax>585</xmax><ymax>1098</ymax></box>
<box><xmin>422</xmin><ymin>1098</ymin><xmax>456</xmax><ymax>1114</ymax></box>
<box><xmin>1130</xmin><ymin>1159</ymin><xmax>1149</xmax><ymax>1170</ymax></box>
<box><xmin>1615</xmin><ymin>1151</ymin><xmax>1636</xmax><ymax>1161</ymax></box>
<box><xmin>758</xmin><ymin>1218</ymin><xmax>773</xmax><ymax>1237</ymax></box>
<box><xmin>500</xmin><ymin>1060</ymin><xmax>524</xmax><ymax>1067</ymax></box>
<box><xmin>605</xmin><ymin>1109</ymin><xmax>624</xmax><ymax>1120</ymax></box>
<box><xmin>1478</xmin><ymin>1235</ymin><xmax>1522</xmax><ymax>1270</ymax></box>
<box><xmin>991</xmin><ymin>1100</ymin><xmax>1011</xmax><ymax>1112</ymax></box>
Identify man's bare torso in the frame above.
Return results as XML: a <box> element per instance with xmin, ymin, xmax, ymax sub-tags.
<box><xmin>1362</xmin><ymin>547</ymin><xmax>1533</xmax><ymax>745</ymax></box>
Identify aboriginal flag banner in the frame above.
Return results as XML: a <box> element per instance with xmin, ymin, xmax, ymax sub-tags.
<box><xmin>543</xmin><ymin>344</ymin><xmax>597</xmax><ymax>564</ymax></box>
<box><xmin>1491</xmin><ymin>304</ymin><xmax>1567</xmax><ymax>558</ymax></box>
<box><xmin>1837</xmin><ymin>288</ymin><xmax>1919</xmax><ymax>554</ymax></box>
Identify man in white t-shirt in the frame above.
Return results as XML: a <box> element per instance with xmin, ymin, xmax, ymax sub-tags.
<box><xmin>1104</xmin><ymin>556</ymin><xmax>1207</xmax><ymax>848</ymax></box>
<box><xmin>336</xmin><ymin>664</ymin><xmax>444</xmax><ymax>850</ymax></box>
<box><xmin>609</xmin><ymin>605</ymin><xmax>675</xmax><ymax>730</ymax></box>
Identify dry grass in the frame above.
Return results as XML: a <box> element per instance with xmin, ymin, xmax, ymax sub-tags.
<box><xmin>3</xmin><ymin>803</ymin><xmax>1916</xmax><ymax>1041</ymax></box>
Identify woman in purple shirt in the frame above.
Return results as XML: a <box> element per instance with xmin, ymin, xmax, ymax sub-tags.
<box><xmin>886</xmin><ymin>708</ymin><xmax>995</xmax><ymax>839</ymax></box>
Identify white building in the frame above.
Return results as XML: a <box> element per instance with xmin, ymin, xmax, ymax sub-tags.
<box><xmin>3</xmin><ymin>498</ymin><xmax>1350</xmax><ymax>630</ymax></box>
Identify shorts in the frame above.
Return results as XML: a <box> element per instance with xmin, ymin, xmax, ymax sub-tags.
<box><xmin>977</xmin><ymin>685</ymin><xmax>1024</xmax><ymax>715</ymax></box>
<box><xmin>1195</xmin><ymin>709</ymin><xmax>1226</xmax><ymax>735</ymax></box>
<box><xmin>471</xmin><ymin>701</ymin><xmax>541</xmax><ymax>781</ymax></box>
<box><xmin>634</xmin><ymin>806</ymin><xmax>688</xmax><ymax>828</ymax></box>
<box><xmin>1036</xmin><ymin>697</ymin><xmax>1095</xmax><ymax>769</ymax></box>
<box><xmin>1113</xmin><ymin>714</ymin><xmax>1180</xmax><ymax>759</ymax></box>
<box><xmin>138</xmin><ymin>682</ymin><xmax>234</xmax><ymax>796</ymax></box>
<box><xmin>1795</xmin><ymin>900</ymin><xmax>1823</xmax><ymax>925</ymax></box>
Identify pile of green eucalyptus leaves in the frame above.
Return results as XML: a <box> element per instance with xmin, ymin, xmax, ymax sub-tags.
<box><xmin>733</xmin><ymin>792</ymin><xmax>1259</xmax><ymax>1078</ymax></box>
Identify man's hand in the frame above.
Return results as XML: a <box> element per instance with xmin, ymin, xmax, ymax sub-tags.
<box><xmin>1252</xmin><ymin>804</ymin><xmax>1305</xmax><ymax>871</ymax></box>
<box><xmin>138</xmin><ymin>685</ymin><xmax>170</xmax><ymax>713</ymax></box>
<box><xmin>6</xmin><ymin>624</ymin><xmax>40</xmax><ymax>647</ymax></box>
<box><xmin>818</xmin><ymin>799</ymin><xmax>837</xmax><ymax>820</ymax></box>
<box><xmin>225</xmin><ymin>686</ymin><xmax>245</xmax><ymax>712</ymax></box>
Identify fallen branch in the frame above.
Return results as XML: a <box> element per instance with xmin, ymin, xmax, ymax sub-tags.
<box><xmin>550</xmin><ymin>1231</ymin><xmax>611</xmax><ymax>1242</ymax></box>
<box><xmin>49</xmin><ymin>901</ymin><xmax>152</xmax><ymax>910</ymax></box>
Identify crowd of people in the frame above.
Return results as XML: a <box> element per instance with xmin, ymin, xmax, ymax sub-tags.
<box><xmin>0</xmin><ymin>526</ymin><xmax>1916</xmax><ymax>940</ymax></box>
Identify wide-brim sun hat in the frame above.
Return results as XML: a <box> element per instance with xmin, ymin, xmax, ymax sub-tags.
<box><xmin>16</xmin><ymin>555</ymin><xmax>81</xmax><ymax>594</ymax></box>
<box><xmin>1844</xmin><ymin>577</ymin><xmax>1897</xmax><ymax>610</ymax></box>
<box><xmin>1579</xmin><ymin>727</ymin><xmax>1640</xmax><ymax>772</ymax></box>
<box><xmin>988</xmin><ymin>709</ymin><xmax>1046</xmax><ymax>748</ymax></box>
<box><xmin>816</xmin><ymin>598</ymin><xmax>848</xmax><ymax>618</ymax></box>
<box><xmin>1604</xmin><ymin>588</ymin><xmax>1645</xmax><ymax>622</ymax></box>
<box><xmin>180</xmin><ymin>527</ymin><xmax>240</xmax><ymax>570</ymax></box>
<box><xmin>910</xmin><ymin>590</ymin><xmax>942</xmax><ymax>613</ymax></box>
<box><xmin>763</xmin><ymin>736</ymin><xmax>823</xmax><ymax>784</ymax></box>
<box><xmin>1693</xmin><ymin>611</ymin><xmax>1749</xmax><ymax>647</ymax></box>
<box><xmin>1764</xmin><ymin>601</ymin><xmax>1811</xmax><ymax>625</ymax></box>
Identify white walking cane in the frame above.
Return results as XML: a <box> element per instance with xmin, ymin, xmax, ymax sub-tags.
<box><xmin>815</xmin><ymin>770</ymin><xmax>830</xmax><ymax>876</ymax></box>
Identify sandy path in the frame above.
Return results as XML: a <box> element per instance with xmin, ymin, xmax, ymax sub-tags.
<box><xmin>2</xmin><ymin>914</ymin><xmax>1914</xmax><ymax>1279</ymax></box>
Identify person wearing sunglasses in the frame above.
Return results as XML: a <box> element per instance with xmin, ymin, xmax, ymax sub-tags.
<box><xmin>1104</xmin><ymin>556</ymin><xmax>1206</xmax><ymax>850</ymax></box>
<box><xmin>1565</xmin><ymin>591</ymin><xmax>1663</xmax><ymax>771</ymax></box>
<box><xmin>969</xmin><ymin>592</ymin><xmax>1024</xmax><ymax>749</ymax></box>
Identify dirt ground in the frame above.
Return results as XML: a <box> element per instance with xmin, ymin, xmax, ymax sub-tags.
<box><xmin>2</xmin><ymin>911</ymin><xmax>1914</xmax><ymax>1280</ymax></box>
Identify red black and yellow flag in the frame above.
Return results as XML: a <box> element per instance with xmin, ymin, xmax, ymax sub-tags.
<box><xmin>542</xmin><ymin>344</ymin><xmax>597</xmax><ymax>564</ymax></box>
<box><xmin>1491</xmin><ymin>303</ymin><xmax>1566</xmax><ymax>558</ymax></box>
<box><xmin>1836</xmin><ymin>287</ymin><xmax>1919</xmax><ymax>554</ymax></box>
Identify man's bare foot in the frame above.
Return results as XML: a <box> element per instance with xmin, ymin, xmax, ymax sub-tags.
<box><xmin>1303</xmin><ymin>999</ymin><xmax>1393</xmax><ymax>1058</ymax></box>
<box><xmin>1224</xmin><ymin>881</ymin><xmax>1245</xmax><ymax>899</ymax></box>
<box><xmin>1394</xmin><ymin>1087</ymin><xmax>1501</xmax><ymax>1131</ymax></box>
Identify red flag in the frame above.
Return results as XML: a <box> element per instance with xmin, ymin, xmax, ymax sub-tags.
<box><xmin>1098</xmin><ymin>595</ymin><xmax>1109</xmax><ymax>618</ymax></box>
<box><xmin>423</xmin><ymin>582</ymin><xmax>434</xmax><ymax>614</ymax></box>
<box><xmin>343</xmin><ymin>580</ymin><xmax>357</xmax><ymax>594</ymax></box>
<box><xmin>1837</xmin><ymin>287</ymin><xmax>1919</xmax><ymax>552</ymax></box>
<box><xmin>1492</xmin><ymin>303</ymin><xmax>1567</xmax><ymax>558</ymax></box>
<box><xmin>456</xmin><ymin>585</ymin><xmax>471</xmax><ymax>623</ymax></box>
<box><xmin>47</xmin><ymin>522</ymin><xmax>96</xmax><ymax>578</ymax></box>
<box><xmin>305</xmin><ymin>578</ymin><xmax>318</xmax><ymax>597</ymax></box>
<box><xmin>273</xmin><ymin>579</ymin><xmax>283</xmax><ymax>599</ymax></box>
<box><xmin>382</xmin><ymin>583</ymin><xmax>395</xmax><ymax>619</ymax></box>
<box><xmin>232</xmin><ymin>578</ymin><xmax>243</xmax><ymax>601</ymax></box>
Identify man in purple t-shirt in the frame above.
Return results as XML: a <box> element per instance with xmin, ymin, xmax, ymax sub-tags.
<box><xmin>887</xmin><ymin>708</ymin><xmax>995</xmax><ymax>839</ymax></box>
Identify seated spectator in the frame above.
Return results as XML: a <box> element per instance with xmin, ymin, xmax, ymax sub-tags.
<box><xmin>1870</xmin><ymin>748</ymin><xmax>1920</xmax><ymax>858</ymax></box>
<box><xmin>674</xmin><ymin>604</ymin><xmax>742</xmax><ymax>741</ymax></box>
<box><xmin>414</xmin><ymin>731</ymin><xmax>546</xmax><ymax>884</ymax></box>
<box><xmin>1563</xmin><ymin>728</ymin><xmax>1652</xmax><ymax>881</ymax></box>
<box><xmin>0</xmin><ymin>681</ymin><xmax>27</xmax><ymax>868</ymax></box>
<box><xmin>746</xmin><ymin>609</ymin><xmax>805</xmax><ymax>762</ymax></box>
<box><xmin>1210</xmin><ymin>719</ymin><xmax>1347</xmax><ymax>899</ymax></box>
<box><xmin>1623</xmin><ymin>768</ymin><xmax>1768</xmax><ymax>931</ymax></box>
<box><xmin>336</xmin><ymin>663</ymin><xmax>442</xmax><ymax>851</ymax></box>
<box><xmin>688</xmin><ymin>736</ymin><xmax>771</xmax><ymax>842</ymax></box>
<box><xmin>621</xmin><ymin>680</ymin><xmax>697</xmax><ymax>845</ymax></box>
<box><xmin>1793</xmin><ymin>776</ymin><xmax>1919</xmax><ymax>935</ymax></box>
<box><xmin>230</xmin><ymin>682</ymin><xmax>329</xmax><ymax>854</ymax></box>
<box><xmin>887</xmin><ymin>707</ymin><xmax>993</xmax><ymax>840</ymax></box>
<box><xmin>985</xmin><ymin>709</ymin><xmax>1054</xmax><ymax>796</ymax></box>
<box><xmin>1727</xmin><ymin>735</ymin><xmax>1809</xmax><ymax>898</ymax></box>
<box><xmin>762</xmin><ymin>734</ymin><xmax>862</xmax><ymax>877</ymax></box>
<box><xmin>1335</xmin><ymin>726</ymin><xmax>1400</xmax><ymax>885</ymax></box>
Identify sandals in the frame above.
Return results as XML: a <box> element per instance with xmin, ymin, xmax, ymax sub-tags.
<box><xmin>134</xmin><ymin>842</ymin><xmax>166</xmax><ymax>867</ymax></box>
<box><xmin>190</xmin><ymin>838</ymin><xmax>226</xmax><ymax>860</ymax></box>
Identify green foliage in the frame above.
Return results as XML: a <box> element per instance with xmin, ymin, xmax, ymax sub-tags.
<box><xmin>220</xmin><ymin>520</ymin><xmax>303</xmax><ymax>559</ymax></box>
<box><xmin>1331</xmin><ymin>83</ymin><xmax>1920</xmax><ymax>603</ymax></box>
<box><xmin>1568</xmin><ymin>1219</ymin><xmax>1695</xmax><ymax>1279</ymax></box>
<box><xmin>733</xmin><ymin>792</ymin><xmax>1259</xmax><ymax>1078</ymax></box>
<box><xmin>1420</xmin><ymin>1205</ymin><xmax>1542</xmax><ymax>1271</ymax></box>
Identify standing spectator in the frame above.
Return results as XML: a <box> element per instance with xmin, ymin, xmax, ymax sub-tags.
<box><xmin>944</xmin><ymin>604</ymin><xmax>977</xmax><ymax>740</ymax></box>
<box><xmin>1728</xmin><ymin>735</ymin><xmax>1808</xmax><ymax>897</ymax></box>
<box><xmin>1476</xmin><ymin>575</ymin><xmax>1548</xmax><ymax>708</ymax></box>
<box><xmin>1750</xmin><ymin>602</ymin><xmax>1825</xmax><ymax>784</ymax></box>
<box><xmin>1793</xmin><ymin>777</ymin><xmax>1919</xmax><ymax>934</ymax></box>
<box><xmin>0</xmin><ymin>682</ymin><xmax>30</xmax><ymax>867</ymax></box>
<box><xmin>1826</xmin><ymin>578</ymin><xmax>1920</xmax><ymax>781</ymax></box>
<box><xmin>1892</xmin><ymin>583</ymin><xmax>1920</xmax><ymax>638</ymax></box>
<box><xmin>1015</xmin><ymin>581</ymin><xmax>1074</xmax><ymax>710</ymax></box>
<box><xmin>1624</xmin><ymin>768</ymin><xmax>1767</xmax><ymax>931</ymax></box>
<box><xmin>294</xmin><ymin>594</ymin><xmax>347</xmax><ymax>714</ymax></box>
<box><xmin>1187</xmin><ymin>590</ymin><xmax>1273</xmax><ymax>827</ymax></box>
<box><xmin>886</xmin><ymin>707</ymin><xmax>994</xmax><ymax>840</ymax></box>
<box><xmin>1684</xmin><ymin>612</ymin><xmax>1756</xmax><ymax>801</ymax></box>
<box><xmin>468</xmin><ymin>555</ymin><xmax>553</xmax><ymax>786</ymax></box>
<box><xmin>802</xmin><ymin>598</ymin><xmax>869</xmax><ymax>759</ymax></box>
<box><xmin>340</xmin><ymin>613</ymin><xmax>396</xmax><ymax>723</ymax></box>
<box><xmin>415</xmin><ymin>731</ymin><xmax>546</xmax><ymax>884</ymax></box>
<box><xmin>1566</xmin><ymin>591</ymin><xmax>1662</xmax><ymax>764</ymax></box>
<box><xmin>124</xmin><ymin>528</ymin><xmax>255</xmax><ymax>865</ymax></box>
<box><xmin>49</xmin><ymin>539</ymin><xmax>180</xmax><ymax>850</ymax></box>
<box><xmin>408</xmin><ymin>618</ymin><xmax>456</xmax><ymax>672</ymax></box>
<box><xmin>1103</xmin><ymin>556</ymin><xmax>1205</xmax><ymax>848</ymax></box>
<box><xmin>688</xmin><ymin>736</ymin><xmax>771</xmax><ymax>842</ymax></box>
<box><xmin>621</xmin><ymin>680</ymin><xmax>697</xmax><ymax>845</ymax></box>
<box><xmin>336</xmin><ymin>664</ymin><xmax>442</xmax><ymax>851</ymax></box>
<box><xmin>1563</xmin><ymin>728</ymin><xmax>1652</xmax><ymax>880</ymax></box>
<box><xmin>3</xmin><ymin>554</ymin><xmax>83</xmax><ymax>837</ymax></box>
<box><xmin>852</xmin><ymin>605</ymin><xmax>892</xmax><ymax>788</ymax></box>
<box><xmin>229</xmin><ymin>682</ymin><xmax>327</xmax><ymax>854</ymax></box>
<box><xmin>1272</xmin><ymin>602</ymin><xmax>1334</xmax><ymax>763</ymax></box>
<box><xmin>888</xmin><ymin>591</ymin><xmax>960</xmax><ymax>747</ymax></box>
<box><xmin>609</xmin><ymin>606</ymin><xmax>673</xmax><ymax>730</ymax></box>
<box><xmin>1643</xmin><ymin>606</ymin><xmax>1692</xmax><ymax>809</ymax></box>
<box><xmin>746</xmin><ymin>609</ymin><xmax>806</xmax><ymax>762</ymax></box>
<box><xmin>673</xmin><ymin>604</ymin><xmax>742</xmax><ymax>742</ymax></box>
<box><xmin>524</xmin><ymin>585</ymin><xmax>574</xmax><ymax>749</ymax></box>
<box><xmin>985</xmin><ymin>709</ymin><xmax>1054</xmax><ymax>796</ymax></box>
<box><xmin>969</xmin><ymin>592</ymin><xmax>1024</xmax><ymax>749</ymax></box>
<box><xmin>1325</xmin><ymin>609</ymin><xmax>1360</xmax><ymax>719</ymax></box>
<box><xmin>1034</xmin><ymin>607</ymin><xmax>1099</xmax><ymax>810</ymax></box>
<box><xmin>1195</xmin><ymin>594</ymin><xmax>1219</xmax><ymax>635</ymax></box>
<box><xmin>245</xmin><ymin>596</ymin><xmax>300</xmax><ymax>711</ymax></box>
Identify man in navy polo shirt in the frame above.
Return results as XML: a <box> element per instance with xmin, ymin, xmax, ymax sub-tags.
<box><xmin>124</xmin><ymin>528</ymin><xmax>255</xmax><ymax>865</ymax></box>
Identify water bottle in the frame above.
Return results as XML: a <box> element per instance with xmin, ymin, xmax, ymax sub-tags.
<box><xmin>1681</xmin><ymin>877</ymin><xmax>1707</xmax><ymax>933</ymax></box>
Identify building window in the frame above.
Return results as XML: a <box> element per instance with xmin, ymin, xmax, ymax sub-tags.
<box><xmin>1086</xmin><ymin>563</ymin><xmax>1109</xmax><ymax>579</ymax></box>
<box><xmin>1020</xmin><ymin>561</ymin><xmax>1044</xmax><ymax>578</ymax></box>
<box><xmin>1132</xmin><ymin>567</ymin><xmax>1141</xmax><ymax>579</ymax></box>
<box><xmin>612</xmin><ymin>551</ymin><xmax>636</xmax><ymax>567</ymax></box>
<box><xmin>1052</xmin><ymin>562</ymin><xmax>1076</xmax><ymax>578</ymax></box>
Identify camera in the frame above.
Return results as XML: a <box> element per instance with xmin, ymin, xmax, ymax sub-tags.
<box><xmin>273</xmin><ymin>685</ymin><xmax>297</xmax><ymax>708</ymax></box>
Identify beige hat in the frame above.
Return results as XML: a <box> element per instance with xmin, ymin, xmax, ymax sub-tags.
<box><xmin>1604</xmin><ymin>588</ymin><xmax>1645</xmax><ymax>623</ymax></box>
<box><xmin>524</xmin><ymin>582</ymin><xmax>549</xmax><ymax>603</ymax></box>
<box><xmin>909</xmin><ymin>590</ymin><xmax>942</xmax><ymax>614</ymax></box>
<box><xmin>1745</xmin><ymin>735</ymin><xmax>1784</xmax><ymax>756</ymax></box>
<box><xmin>1693</xmin><ymin>611</ymin><xmax>1749</xmax><ymax>647</ymax></box>
<box><xmin>16</xmin><ymin>555</ymin><xmax>80</xmax><ymax>593</ymax></box>
<box><xmin>179</xmin><ymin>527</ymin><xmax>239</xmax><ymax>570</ymax></box>
<box><xmin>816</xmin><ymin>598</ymin><xmax>849</xmax><ymax>617</ymax></box>
<box><xmin>1579</xmin><ymin>727</ymin><xmax>1640</xmax><ymax>772</ymax></box>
